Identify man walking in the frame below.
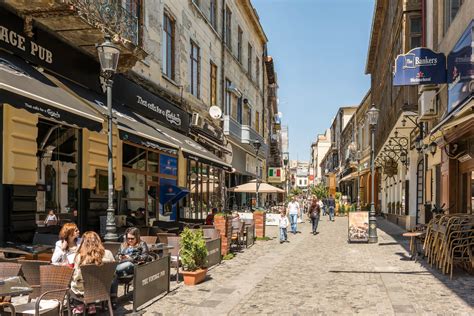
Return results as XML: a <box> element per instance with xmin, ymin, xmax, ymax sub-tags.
<box><xmin>287</xmin><ymin>196</ymin><xmax>300</xmax><ymax>234</ymax></box>
<box><xmin>327</xmin><ymin>195</ymin><xmax>336</xmax><ymax>222</ymax></box>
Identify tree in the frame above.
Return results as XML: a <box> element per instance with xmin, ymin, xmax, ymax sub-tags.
<box><xmin>311</xmin><ymin>183</ymin><xmax>328</xmax><ymax>200</ymax></box>
<box><xmin>290</xmin><ymin>187</ymin><xmax>303</xmax><ymax>196</ymax></box>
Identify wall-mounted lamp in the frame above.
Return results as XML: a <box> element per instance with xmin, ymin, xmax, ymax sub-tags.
<box><xmin>415</xmin><ymin>137</ymin><xmax>424</xmax><ymax>152</ymax></box>
<box><xmin>429</xmin><ymin>142</ymin><xmax>437</xmax><ymax>156</ymax></box>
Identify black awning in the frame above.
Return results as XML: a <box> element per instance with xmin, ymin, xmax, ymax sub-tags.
<box><xmin>0</xmin><ymin>51</ymin><xmax>103</xmax><ymax>132</ymax></box>
<box><xmin>137</xmin><ymin>114</ymin><xmax>233</xmax><ymax>172</ymax></box>
<box><xmin>56</xmin><ymin>75</ymin><xmax>178</xmax><ymax>153</ymax></box>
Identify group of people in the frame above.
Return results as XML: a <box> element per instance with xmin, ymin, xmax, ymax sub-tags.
<box><xmin>51</xmin><ymin>223</ymin><xmax>151</xmax><ymax>314</ymax></box>
<box><xmin>277</xmin><ymin>195</ymin><xmax>337</xmax><ymax>243</ymax></box>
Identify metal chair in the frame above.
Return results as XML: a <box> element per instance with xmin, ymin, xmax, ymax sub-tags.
<box><xmin>0</xmin><ymin>262</ymin><xmax>22</xmax><ymax>278</ymax></box>
<box><xmin>10</xmin><ymin>265</ymin><xmax>74</xmax><ymax>315</ymax></box>
<box><xmin>167</xmin><ymin>236</ymin><xmax>181</xmax><ymax>283</ymax></box>
<box><xmin>18</xmin><ymin>260</ymin><xmax>50</xmax><ymax>300</ymax></box>
<box><xmin>69</xmin><ymin>262</ymin><xmax>118</xmax><ymax>316</ymax></box>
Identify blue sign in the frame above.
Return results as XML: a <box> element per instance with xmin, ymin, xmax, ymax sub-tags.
<box><xmin>447</xmin><ymin>20</ymin><xmax>474</xmax><ymax>112</ymax></box>
<box><xmin>159</xmin><ymin>154</ymin><xmax>177</xmax><ymax>176</ymax></box>
<box><xmin>393</xmin><ymin>48</ymin><xmax>447</xmax><ymax>86</ymax></box>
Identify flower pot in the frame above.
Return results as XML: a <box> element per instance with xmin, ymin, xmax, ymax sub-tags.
<box><xmin>181</xmin><ymin>268</ymin><xmax>208</xmax><ymax>286</ymax></box>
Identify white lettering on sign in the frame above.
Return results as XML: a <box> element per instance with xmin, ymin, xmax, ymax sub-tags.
<box><xmin>136</xmin><ymin>95</ymin><xmax>182</xmax><ymax>126</ymax></box>
<box><xmin>141</xmin><ymin>270</ymin><xmax>166</xmax><ymax>286</ymax></box>
<box><xmin>208</xmin><ymin>248</ymin><xmax>219</xmax><ymax>255</ymax></box>
<box><xmin>0</xmin><ymin>25</ymin><xmax>53</xmax><ymax>63</ymax></box>
<box><xmin>415</xmin><ymin>56</ymin><xmax>437</xmax><ymax>66</ymax></box>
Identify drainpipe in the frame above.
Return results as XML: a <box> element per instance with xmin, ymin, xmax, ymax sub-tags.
<box><xmin>220</xmin><ymin>0</ymin><xmax>226</xmax><ymax>209</ymax></box>
<box><xmin>262</xmin><ymin>44</ymin><xmax>267</xmax><ymax>160</ymax></box>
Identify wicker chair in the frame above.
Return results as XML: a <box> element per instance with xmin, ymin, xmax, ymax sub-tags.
<box><xmin>203</xmin><ymin>228</ymin><xmax>220</xmax><ymax>240</ymax></box>
<box><xmin>0</xmin><ymin>262</ymin><xmax>22</xmax><ymax>278</ymax></box>
<box><xmin>140</xmin><ymin>236</ymin><xmax>158</xmax><ymax>246</ymax></box>
<box><xmin>103</xmin><ymin>242</ymin><xmax>122</xmax><ymax>257</ymax></box>
<box><xmin>18</xmin><ymin>260</ymin><xmax>50</xmax><ymax>300</ymax></box>
<box><xmin>157</xmin><ymin>233</ymin><xmax>177</xmax><ymax>245</ymax></box>
<box><xmin>167</xmin><ymin>236</ymin><xmax>181</xmax><ymax>283</ymax></box>
<box><xmin>69</xmin><ymin>262</ymin><xmax>118</xmax><ymax>316</ymax></box>
<box><xmin>10</xmin><ymin>265</ymin><xmax>74</xmax><ymax>315</ymax></box>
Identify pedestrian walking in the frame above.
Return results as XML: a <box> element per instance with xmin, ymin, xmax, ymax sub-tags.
<box><xmin>287</xmin><ymin>196</ymin><xmax>300</xmax><ymax>234</ymax></box>
<box><xmin>322</xmin><ymin>197</ymin><xmax>327</xmax><ymax>216</ymax></box>
<box><xmin>327</xmin><ymin>195</ymin><xmax>336</xmax><ymax>221</ymax></box>
<box><xmin>308</xmin><ymin>199</ymin><xmax>321</xmax><ymax>235</ymax></box>
<box><xmin>278</xmin><ymin>209</ymin><xmax>289</xmax><ymax>243</ymax></box>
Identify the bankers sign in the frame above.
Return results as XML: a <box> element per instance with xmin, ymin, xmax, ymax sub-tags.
<box><xmin>393</xmin><ymin>48</ymin><xmax>447</xmax><ymax>86</ymax></box>
<box><xmin>447</xmin><ymin>20</ymin><xmax>474</xmax><ymax>112</ymax></box>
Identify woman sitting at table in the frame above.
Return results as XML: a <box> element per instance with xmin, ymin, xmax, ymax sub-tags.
<box><xmin>51</xmin><ymin>223</ymin><xmax>81</xmax><ymax>265</ymax></box>
<box><xmin>115</xmin><ymin>227</ymin><xmax>150</xmax><ymax>278</ymax></box>
<box><xmin>44</xmin><ymin>209</ymin><xmax>58</xmax><ymax>226</ymax></box>
<box><xmin>71</xmin><ymin>231</ymin><xmax>115</xmax><ymax>314</ymax></box>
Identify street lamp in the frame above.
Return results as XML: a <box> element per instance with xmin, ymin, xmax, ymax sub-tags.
<box><xmin>97</xmin><ymin>35</ymin><xmax>120</xmax><ymax>241</ymax></box>
<box><xmin>354</xmin><ymin>149</ymin><xmax>362</xmax><ymax>211</ymax></box>
<box><xmin>252</xmin><ymin>140</ymin><xmax>262</xmax><ymax>209</ymax></box>
<box><xmin>367</xmin><ymin>105</ymin><xmax>379</xmax><ymax>244</ymax></box>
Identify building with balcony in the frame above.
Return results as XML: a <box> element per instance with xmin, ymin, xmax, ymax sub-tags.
<box><xmin>310</xmin><ymin>129</ymin><xmax>331</xmax><ymax>186</ymax></box>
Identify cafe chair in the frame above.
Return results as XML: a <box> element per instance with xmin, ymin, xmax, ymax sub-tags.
<box><xmin>69</xmin><ymin>262</ymin><xmax>118</xmax><ymax>316</ymax></box>
<box><xmin>17</xmin><ymin>260</ymin><xmax>50</xmax><ymax>301</ymax></box>
<box><xmin>9</xmin><ymin>265</ymin><xmax>74</xmax><ymax>315</ymax></box>
<box><xmin>0</xmin><ymin>302</ymin><xmax>15</xmax><ymax>315</ymax></box>
<box><xmin>103</xmin><ymin>242</ymin><xmax>122</xmax><ymax>257</ymax></box>
<box><xmin>157</xmin><ymin>233</ymin><xmax>177</xmax><ymax>245</ymax></box>
<box><xmin>140</xmin><ymin>236</ymin><xmax>158</xmax><ymax>247</ymax></box>
<box><xmin>203</xmin><ymin>228</ymin><xmax>220</xmax><ymax>240</ymax></box>
<box><xmin>0</xmin><ymin>262</ymin><xmax>22</xmax><ymax>279</ymax></box>
<box><xmin>167</xmin><ymin>236</ymin><xmax>181</xmax><ymax>283</ymax></box>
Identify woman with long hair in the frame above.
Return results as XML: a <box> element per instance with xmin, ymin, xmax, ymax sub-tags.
<box><xmin>115</xmin><ymin>227</ymin><xmax>150</xmax><ymax>277</ymax></box>
<box><xmin>71</xmin><ymin>231</ymin><xmax>114</xmax><ymax>314</ymax></box>
<box><xmin>308</xmin><ymin>198</ymin><xmax>321</xmax><ymax>235</ymax></box>
<box><xmin>51</xmin><ymin>222</ymin><xmax>81</xmax><ymax>265</ymax></box>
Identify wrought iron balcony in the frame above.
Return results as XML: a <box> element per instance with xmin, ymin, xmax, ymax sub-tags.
<box><xmin>68</xmin><ymin>0</ymin><xmax>140</xmax><ymax>45</ymax></box>
<box><xmin>223</xmin><ymin>115</ymin><xmax>242</xmax><ymax>141</ymax></box>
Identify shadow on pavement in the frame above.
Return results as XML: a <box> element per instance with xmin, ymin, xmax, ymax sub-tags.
<box><xmin>377</xmin><ymin>217</ymin><xmax>474</xmax><ymax>308</ymax></box>
<box><xmin>329</xmin><ymin>270</ymin><xmax>432</xmax><ymax>275</ymax></box>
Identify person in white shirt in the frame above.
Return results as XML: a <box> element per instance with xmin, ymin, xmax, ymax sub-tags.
<box><xmin>287</xmin><ymin>196</ymin><xmax>300</xmax><ymax>234</ymax></box>
<box><xmin>44</xmin><ymin>209</ymin><xmax>58</xmax><ymax>226</ymax></box>
<box><xmin>278</xmin><ymin>210</ymin><xmax>289</xmax><ymax>243</ymax></box>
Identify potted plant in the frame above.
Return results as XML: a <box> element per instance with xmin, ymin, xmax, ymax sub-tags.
<box><xmin>179</xmin><ymin>228</ymin><xmax>208</xmax><ymax>286</ymax></box>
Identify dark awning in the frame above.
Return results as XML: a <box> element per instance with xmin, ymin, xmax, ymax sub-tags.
<box><xmin>138</xmin><ymin>115</ymin><xmax>233</xmax><ymax>172</ymax></box>
<box><xmin>56</xmin><ymin>76</ymin><xmax>178</xmax><ymax>154</ymax></box>
<box><xmin>0</xmin><ymin>51</ymin><xmax>103</xmax><ymax>132</ymax></box>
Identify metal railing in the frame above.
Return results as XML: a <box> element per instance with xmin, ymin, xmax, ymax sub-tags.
<box><xmin>68</xmin><ymin>0</ymin><xmax>140</xmax><ymax>45</ymax></box>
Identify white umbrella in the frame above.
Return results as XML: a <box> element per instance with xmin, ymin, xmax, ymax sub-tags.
<box><xmin>228</xmin><ymin>180</ymin><xmax>285</xmax><ymax>193</ymax></box>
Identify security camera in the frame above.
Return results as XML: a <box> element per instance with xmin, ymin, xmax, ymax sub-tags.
<box><xmin>243</xmin><ymin>98</ymin><xmax>249</xmax><ymax>104</ymax></box>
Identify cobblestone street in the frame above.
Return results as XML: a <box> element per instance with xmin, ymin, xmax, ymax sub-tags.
<box><xmin>118</xmin><ymin>216</ymin><xmax>473</xmax><ymax>315</ymax></box>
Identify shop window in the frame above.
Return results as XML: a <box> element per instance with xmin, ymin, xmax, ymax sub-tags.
<box><xmin>148</xmin><ymin>151</ymin><xmax>159</xmax><ymax>173</ymax></box>
<box><xmin>123</xmin><ymin>143</ymin><xmax>146</xmax><ymax>170</ymax></box>
<box><xmin>122</xmin><ymin>171</ymin><xmax>146</xmax><ymax>224</ymax></box>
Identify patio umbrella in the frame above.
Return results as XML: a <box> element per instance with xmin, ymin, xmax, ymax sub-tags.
<box><xmin>228</xmin><ymin>180</ymin><xmax>285</xmax><ymax>193</ymax></box>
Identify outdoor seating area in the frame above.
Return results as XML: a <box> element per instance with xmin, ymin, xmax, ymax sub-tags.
<box><xmin>423</xmin><ymin>214</ymin><xmax>474</xmax><ymax>279</ymax></box>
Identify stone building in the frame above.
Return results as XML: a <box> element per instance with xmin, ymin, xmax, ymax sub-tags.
<box><xmin>309</xmin><ymin>129</ymin><xmax>331</xmax><ymax>186</ymax></box>
<box><xmin>0</xmin><ymin>0</ymin><xmax>278</xmax><ymax>241</ymax></box>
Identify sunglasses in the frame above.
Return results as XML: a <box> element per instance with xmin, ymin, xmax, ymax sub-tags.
<box><xmin>127</xmin><ymin>237</ymin><xmax>136</xmax><ymax>240</ymax></box>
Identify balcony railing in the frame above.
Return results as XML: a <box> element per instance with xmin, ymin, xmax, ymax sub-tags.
<box><xmin>223</xmin><ymin>115</ymin><xmax>242</xmax><ymax>141</ymax></box>
<box><xmin>242</xmin><ymin>125</ymin><xmax>268</xmax><ymax>154</ymax></box>
<box><xmin>69</xmin><ymin>0</ymin><xmax>140</xmax><ymax>45</ymax></box>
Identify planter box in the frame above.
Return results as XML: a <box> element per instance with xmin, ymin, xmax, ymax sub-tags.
<box><xmin>181</xmin><ymin>268</ymin><xmax>208</xmax><ymax>286</ymax></box>
<box><xmin>213</xmin><ymin>215</ymin><xmax>232</xmax><ymax>256</ymax></box>
<box><xmin>253</xmin><ymin>212</ymin><xmax>266</xmax><ymax>238</ymax></box>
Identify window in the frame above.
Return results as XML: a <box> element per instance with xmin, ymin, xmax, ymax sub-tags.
<box><xmin>163</xmin><ymin>12</ymin><xmax>175</xmax><ymax>79</ymax></box>
<box><xmin>237</xmin><ymin>26</ymin><xmax>243</xmax><ymax>63</ymax></box>
<box><xmin>247</xmin><ymin>106</ymin><xmax>252</xmax><ymax>126</ymax></box>
<box><xmin>210</xmin><ymin>0</ymin><xmax>217</xmax><ymax>30</ymax></box>
<box><xmin>237</xmin><ymin>97</ymin><xmax>243</xmax><ymax>124</ymax></box>
<box><xmin>225</xmin><ymin>79</ymin><xmax>232</xmax><ymax>115</ymax></box>
<box><xmin>248</xmin><ymin>43</ymin><xmax>253</xmax><ymax>79</ymax></box>
<box><xmin>409</xmin><ymin>15</ymin><xmax>422</xmax><ymax>49</ymax></box>
<box><xmin>256</xmin><ymin>57</ymin><xmax>260</xmax><ymax>86</ymax></box>
<box><xmin>225</xmin><ymin>6</ymin><xmax>232</xmax><ymax>48</ymax></box>
<box><xmin>190</xmin><ymin>41</ymin><xmax>200</xmax><ymax>98</ymax></box>
<box><xmin>210</xmin><ymin>62</ymin><xmax>217</xmax><ymax>106</ymax></box>
<box><xmin>444</xmin><ymin>0</ymin><xmax>464</xmax><ymax>33</ymax></box>
<box><xmin>255</xmin><ymin>110</ymin><xmax>260</xmax><ymax>133</ymax></box>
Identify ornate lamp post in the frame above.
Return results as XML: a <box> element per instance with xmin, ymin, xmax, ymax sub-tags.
<box><xmin>367</xmin><ymin>105</ymin><xmax>379</xmax><ymax>244</ymax></box>
<box><xmin>354</xmin><ymin>149</ymin><xmax>362</xmax><ymax>211</ymax></box>
<box><xmin>97</xmin><ymin>35</ymin><xmax>120</xmax><ymax>241</ymax></box>
<box><xmin>252</xmin><ymin>140</ymin><xmax>262</xmax><ymax>209</ymax></box>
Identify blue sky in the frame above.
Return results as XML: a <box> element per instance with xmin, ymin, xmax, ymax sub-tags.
<box><xmin>252</xmin><ymin>0</ymin><xmax>374</xmax><ymax>161</ymax></box>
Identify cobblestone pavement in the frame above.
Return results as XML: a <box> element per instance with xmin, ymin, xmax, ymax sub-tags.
<box><xmin>115</xmin><ymin>216</ymin><xmax>473</xmax><ymax>315</ymax></box>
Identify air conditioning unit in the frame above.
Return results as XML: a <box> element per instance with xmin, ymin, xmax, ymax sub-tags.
<box><xmin>191</xmin><ymin>112</ymin><xmax>200</xmax><ymax>126</ymax></box>
<box><xmin>419</xmin><ymin>90</ymin><xmax>437</xmax><ymax>120</ymax></box>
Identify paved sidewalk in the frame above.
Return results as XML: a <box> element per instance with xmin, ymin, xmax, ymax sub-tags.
<box><xmin>117</xmin><ymin>216</ymin><xmax>473</xmax><ymax>315</ymax></box>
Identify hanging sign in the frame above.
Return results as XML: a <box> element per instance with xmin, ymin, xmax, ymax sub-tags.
<box><xmin>393</xmin><ymin>48</ymin><xmax>447</xmax><ymax>86</ymax></box>
<box><xmin>447</xmin><ymin>20</ymin><xmax>474</xmax><ymax>112</ymax></box>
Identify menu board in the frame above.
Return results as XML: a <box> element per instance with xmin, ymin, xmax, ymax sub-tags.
<box><xmin>348</xmin><ymin>212</ymin><xmax>369</xmax><ymax>243</ymax></box>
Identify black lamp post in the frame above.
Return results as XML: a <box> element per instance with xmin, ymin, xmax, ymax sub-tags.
<box><xmin>252</xmin><ymin>140</ymin><xmax>262</xmax><ymax>209</ymax></box>
<box><xmin>367</xmin><ymin>105</ymin><xmax>379</xmax><ymax>244</ymax></box>
<box><xmin>97</xmin><ymin>35</ymin><xmax>120</xmax><ymax>241</ymax></box>
<box><xmin>354</xmin><ymin>149</ymin><xmax>362</xmax><ymax>211</ymax></box>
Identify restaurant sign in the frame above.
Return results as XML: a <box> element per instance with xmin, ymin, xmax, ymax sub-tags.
<box><xmin>205</xmin><ymin>238</ymin><xmax>221</xmax><ymax>268</ymax></box>
<box><xmin>348</xmin><ymin>211</ymin><xmax>369</xmax><ymax>243</ymax></box>
<box><xmin>447</xmin><ymin>20</ymin><xmax>474</xmax><ymax>112</ymax></box>
<box><xmin>393</xmin><ymin>48</ymin><xmax>447</xmax><ymax>86</ymax></box>
<box><xmin>114</xmin><ymin>75</ymin><xmax>190</xmax><ymax>133</ymax></box>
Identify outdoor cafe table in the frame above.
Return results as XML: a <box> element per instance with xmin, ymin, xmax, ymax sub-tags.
<box><xmin>148</xmin><ymin>243</ymin><xmax>174</xmax><ymax>258</ymax></box>
<box><xmin>402</xmin><ymin>232</ymin><xmax>424</xmax><ymax>261</ymax></box>
<box><xmin>0</xmin><ymin>276</ymin><xmax>32</xmax><ymax>297</ymax></box>
<box><xmin>0</xmin><ymin>243</ymin><xmax>54</xmax><ymax>260</ymax></box>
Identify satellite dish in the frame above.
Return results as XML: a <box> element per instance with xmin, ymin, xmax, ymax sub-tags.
<box><xmin>209</xmin><ymin>106</ymin><xmax>222</xmax><ymax>119</ymax></box>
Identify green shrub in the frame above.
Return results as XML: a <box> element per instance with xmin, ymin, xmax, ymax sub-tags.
<box><xmin>179</xmin><ymin>228</ymin><xmax>208</xmax><ymax>271</ymax></box>
<box><xmin>222</xmin><ymin>253</ymin><xmax>235</xmax><ymax>260</ymax></box>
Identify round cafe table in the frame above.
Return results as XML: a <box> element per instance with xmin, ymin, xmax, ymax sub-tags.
<box><xmin>402</xmin><ymin>232</ymin><xmax>424</xmax><ymax>261</ymax></box>
<box><xmin>0</xmin><ymin>276</ymin><xmax>33</xmax><ymax>315</ymax></box>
